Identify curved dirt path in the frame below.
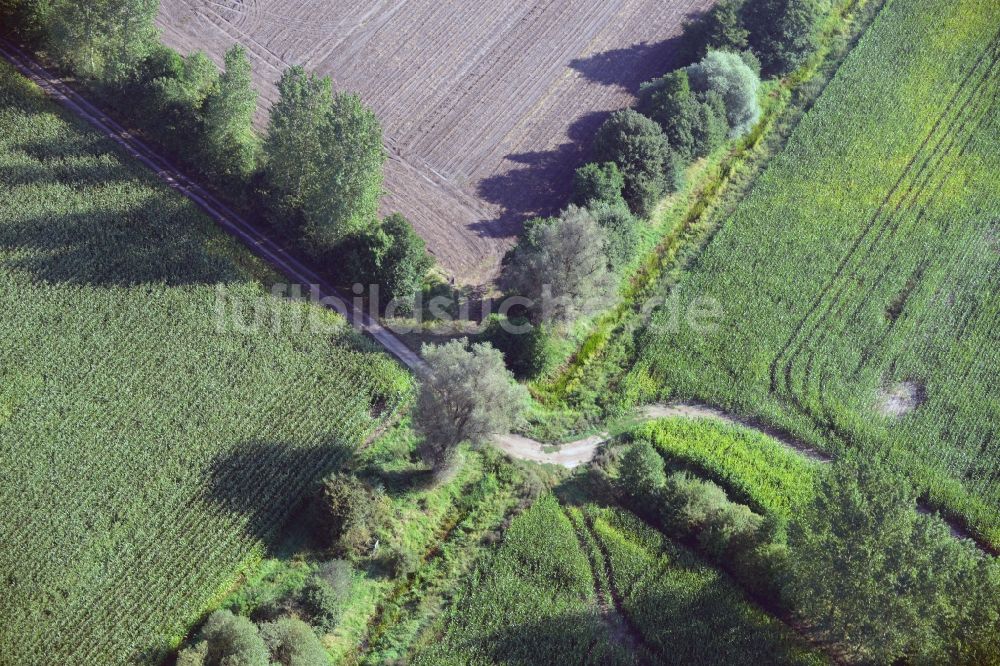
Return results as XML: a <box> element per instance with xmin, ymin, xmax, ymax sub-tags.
<box><xmin>495</xmin><ymin>403</ymin><xmax>831</xmax><ymax>469</ymax></box>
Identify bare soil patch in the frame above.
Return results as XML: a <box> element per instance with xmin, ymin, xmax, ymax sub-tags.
<box><xmin>156</xmin><ymin>0</ymin><xmax>716</xmax><ymax>285</ymax></box>
<box><xmin>876</xmin><ymin>381</ymin><xmax>926</xmax><ymax>418</ymax></box>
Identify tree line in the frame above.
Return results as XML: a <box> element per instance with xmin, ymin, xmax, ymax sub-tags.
<box><xmin>0</xmin><ymin>0</ymin><xmax>430</xmax><ymax>309</ymax></box>
<box><xmin>485</xmin><ymin>0</ymin><xmax>824</xmax><ymax>380</ymax></box>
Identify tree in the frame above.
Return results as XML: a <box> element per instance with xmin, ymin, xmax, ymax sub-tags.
<box><xmin>177</xmin><ymin>610</ymin><xmax>269</xmax><ymax>666</ymax></box>
<box><xmin>345</xmin><ymin>213</ymin><xmax>431</xmax><ymax>312</ymax></box>
<box><xmin>264</xmin><ymin>66</ymin><xmax>384</xmax><ymax>251</ymax></box>
<box><xmin>571</xmin><ymin>162</ymin><xmax>626</xmax><ymax>208</ymax></box>
<box><xmin>693</xmin><ymin>89</ymin><xmax>729</xmax><ymax>157</ymax></box>
<box><xmin>682</xmin><ymin>0</ymin><xmax>750</xmax><ymax>60</ymax></box>
<box><xmin>743</xmin><ymin>0</ymin><xmax>821</xmax><ymax>75</ymax></box>
<box><xmin>503</xmin><ymin>206</ymin><xmax>616</xmax><ymax>326</ymax></box>
<box><xmin>0</xmin><ymin>0</ymin><xmax>52</xmax><ymax>44</ymax></box>
<box><xmin>592</xmin><ymin>109</ymin><xmax>671</xmax><ymax>216</ymax></box>
<box><xmin>783</xmin><ymin>453</ymin><xmax>999</xmax><ymax>663</ymax></box>
<box><xmin>590</xmin><ymin>200</ymin><xmax>639</xmax><ymax>270</ymax></box>
<box><xmin>414</xmin><ymin>339</ymin><xmax>528</xmax><ymax>477</ymax></box>
<box><xmin>310</xmin><ymin>472</ymin><xmax>389</xmax><ymax>556</ymax></box>
<box><xmin>478</xmin><ymin>315</ymin><xmax>558</xmax><ymax>381</ymax></box>
<box><xmin>618</xmin><ymin>440</ymin><xmax>666</xmax><ymax>501</ymax></box>
<box><xmin>259</xmin><ymin>618</ymin><xmax>332</xmax><ymax>666</ymax></box>
<box><xmin>138</xmin><ymin>50</ymin><xmax>219</xmax><ymax>153</ymax></box>
<box><xmin>200</xmin><ymin>45</ymin><xmax>261</xmax><ymax>189</ymax></box>
<box><xmin>638</xmin><ymin>70</ymin><xmax>701</xmax><ymax>161</ymax></box>
<box><xmin>687</xmin><ymin>50</ymin><xmax>761</xmax><ymax>138</ymax></box>
<box><xmin>46</xmin><ymin>0</ymin><xmax>159</xmax><ymax>83</ymax></box>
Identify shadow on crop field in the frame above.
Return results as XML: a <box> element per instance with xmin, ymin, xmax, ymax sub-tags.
<box><xmin>473</xmin><ymin>111</ymin><xmax>607</xmax><ymax>237</ymax></box>
<box><xmin>202</xmin><ymin>439</ymin><xmax>354</xmax><ymax>548</ymax></box>
<box><xmin>0</xmin><ymin>198</ymin><xmax>246</xmax><ymax>287</ymax></box>
<box><xmin>479</xmin><ymin>609</ymin><xmax>634</xmax><ymax>664</ymax></box>
<box><xmin>569</xmin><ymin>34</ymin><xmax>689</xmax><ymax>93</ymax></box>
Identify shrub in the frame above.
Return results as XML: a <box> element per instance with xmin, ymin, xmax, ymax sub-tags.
<box><xmin>661</xmin><ymin>472</ymin><xmax>764</xmax><ymax>559</ymax></box>
<box><xmin>477</xmin><ymin>315</ymin><xmax>558</xmax><ymax>381</ymax></box>
<box><xmin>299</xmin><ymin>570</ymin><xmax>349</xmax><ymax>633</ymax></box>
<box><xmin>743</xmin><ymin>0</ymin><xmax>822</xmax><ymax>75</ymax></box>
<box><xmin>592</xmin><ymin>109</ymin><xmax>671</xmax><ymax>216</ymax></box>
<box><xmin>310</xmin><ymin>473</ymin><xmax>390</xmax><ymax>557</ymax></box>
<box><xmin>619</xmin><ymin>440</ymin><xmax>666</xmax><ymax>500</ymax></box>
<box><xmin>693</xmin><ymin>90</ymin><xmax>730</xmax><ymax>157</ymax></box>
<box><xmin>258</xmin><ymin>618</ymin><xmax>331</xmax><ymax>666</ymax></box>
<box><xmin>343</xmin><ymin>213</ymin><xmax>432</xmax><ymax>313</ymax></box>
<box><xmin>590</xmin><ymin>201</ymin><xmax>640</xmax><ymax>270</ymax></box>
<box><xmin>176</xmin><ymin>610</ymin><xmax>269</xmax><ymax>666</ymax></box>
<box><xmin>571</xmin><ymin>161</ymin><xmax>626</xmax><ymax>208</ymax></box>
<box><xmin>687</xmin><ymin>50</ymin><xmax>761</xmax><ymax>138</ymax></box>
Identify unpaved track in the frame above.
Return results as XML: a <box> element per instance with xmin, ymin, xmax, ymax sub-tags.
<box><xmin>0</xmin><ymin>38</ymin><xmax>429</xmax><ymax>375</ymax></box>
<box><xmin>495</xmin><ymin>403</ymin><xmax>831</xmax><ymax>468</ymax></box>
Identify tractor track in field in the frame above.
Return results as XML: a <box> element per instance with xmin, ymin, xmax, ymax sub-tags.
<box><xmin>0</xmin><ymin>37</ymin><xmax>429</xmax><ymax>376</ymax></box>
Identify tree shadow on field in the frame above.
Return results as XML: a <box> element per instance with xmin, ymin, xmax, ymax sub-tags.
<box><xmin>569</xmin><ymin>34</ymin><xmax>690</xmax><ymax>94</ymax></box>
<box><xmin>473</xmin><ymin>111</ymin><xmax>607</xmax><ymax>237</ymax></box>
<box><xmin>202</xmin><ymin>439</ymin><xmax>354</xmax><ymax>550</ymax></box>
<box><xmin>471</xmin><ymin>34</ymin><xmax>694</xmax><ymax>240</ymax></box>
<box><xmin>0</xmin><ymin>122</ymin><xmax>245</xmax><ymax>287</ymax></box>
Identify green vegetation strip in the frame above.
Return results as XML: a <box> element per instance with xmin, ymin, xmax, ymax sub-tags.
<box><xmin>631</xmin><ymin>418</ymin><xmax>818</xmax><ymax>520</ymax></box>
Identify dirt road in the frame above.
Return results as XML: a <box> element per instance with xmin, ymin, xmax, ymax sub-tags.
<box><xmin>0</xmin><ymin>38</ymin><xmax>429</xmax><ymax>376</ymax></box>
<box><xmin>495</xmin><ymin>403</ymin><xmax>831</xmax><ymax>469</ymax></box>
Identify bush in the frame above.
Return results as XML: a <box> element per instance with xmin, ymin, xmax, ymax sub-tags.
<box><xmin>477</xmin><ymin>315</ymin><xmax>558</xmax><ymax>381</ymax></box>
<box><xmin>310</xmin><ymin>473</ymin><xmax>390</xmax><ymax>557</ymax></box>
<box><xmin>343</xmin><ymin>213</ymin><xmax>432</xmax><ymax>313</ymax></box>
<box><xmin>681</xmin><ymin>0</ymin><xmax>750</xmax><ymax>60</ymax></box>
<box><xmin>743</xmin><ymin>0</ymin><xmax>822</xmax><ymax>75</ymax></box>
<box><xmin>589</xmin><ymin>201</ymin><xmax>639</xmax><ymax>270</ymax></box>
<box><xmin>259</xmin><ymin>618</ymin><xmax>331</xmax><ymax>666</ymax></box>
<box><xmin>177</xmin><ymin>610</ymin><xmax>270</xmax><ymax>666</ymax></box>
<box><xmin>299</xmin><ymin>569</ymin><xmax>349</xmax><ymax>633</ymax></box>
<box><xmin>571</xmin><ymin>161</ymin><xmax>626</xmax><ymax>207</ymax></box>
<box><xmin>687</xmin><ymin>50</ymin><xmax>761</xmax><ymax>138</ymax></box>
<box><xmin>592</xmin><ymin>109</ymin><xmax>671</xmax><ymax>216</ymax></box>
<box><xmin>619</xmin><ymin>440</ymin><xmax>666</xmax><ymax>500</ymax></box>
<box><xmin>661</xmin><ymin>472</ymin><xmax>764</xmax><ymax>559</ymax></box>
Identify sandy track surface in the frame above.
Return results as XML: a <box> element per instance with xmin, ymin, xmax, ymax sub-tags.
<box><xmin>495</xmin><ymin>403</ymin><xmax>831</xmax><ymax>469</ymax></box>
<box><xmin>156</xmin><ymin>0</ymin><xmax>716</xmax><ymax>285</ymax></box>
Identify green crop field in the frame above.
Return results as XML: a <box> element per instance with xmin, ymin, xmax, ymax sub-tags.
<box><xmin>413</xmin><ymin>495</ymin><xmax>820</xmax><ymax>665</ymax></box>
<box><xmin>0</xmin><ymin>62</ymin><xmax>411</xmax><ymax>663</ymax></box>
<box><xmin>631</xmin><ymin>0</ymin><xmax>1000</xmax><ymax>545</ymax></box>
<box><xmin>630</xmin><ymin>418</ymin><xmax>819</xmax><ymax>520</ymax></box>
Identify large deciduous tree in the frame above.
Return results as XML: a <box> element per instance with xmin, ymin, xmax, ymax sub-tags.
<box><xmin>264</xmin><ymin>65</ymin><xmax>384</xmax><ymax>251</ymax></box>
<box><xmin>783</xmin><ymin>452</ymin><xmax>1000</xmax><ymax>663</ymax></box>
<box><xmin>743</xmin><ymin>0</ymin><xmax>821</xmax><ymax>75</ymax></box>
<box><xmin>592</xmin><ymin>109</ymin><xmax>671</xmax><ymax>216</ymax></box>
<box><xmin>414</xmin><ymin>339</ymin><xmax>528</xmax><ymax>478</ymax></box>
<box><xmin>200</xmin><ymin>45</ymin><xmax>260</xmax><ymax>189</ymax></box>
<box><xmin>504</xmin><ymin>206</ymin><xmax>616</xmax><ymax>326</ymax></box>
<box><xmin>687</xmin><ymin>50</ymin><xmax>761</xmax><ymax>138</ymax></box>
<box><xmin>46</xmin><ymin>0</ymin><xmax>160</xmax><ymax>83</ymax></box>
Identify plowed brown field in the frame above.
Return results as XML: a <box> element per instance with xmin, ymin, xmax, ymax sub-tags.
<box><xmin>157</xmin><ymin>0</ymin><xmax>714</xmax><ymax>285</ymax></box>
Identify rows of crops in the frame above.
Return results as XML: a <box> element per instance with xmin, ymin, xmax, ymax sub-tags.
<box><xmin>587</xmin><ymin>507</ymin><xmax>824</xmax><ymax>665</ymax></box>
<box><xmin>413</xmin><ymin>494</ymin><xmax>820</xmax><ymax>664</ymax></box>
<box><xmin>630</xmin><ymin>418</ymin><xmax>819</xmax><ymax>520</ymax></box>
<box><xmin>633</xmin><ymin>0</ymin><xmax>1000</xmax><ymax>544</ymax></box>
<box><xmin>0</xmin><ymin>63</ymin><xmax>411</xmax><ymax>663</ymax></box>
<box><xmin>411</xmin><ymin>495</ymin><xmax>634</xmax><ymax>665</ymax></box>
